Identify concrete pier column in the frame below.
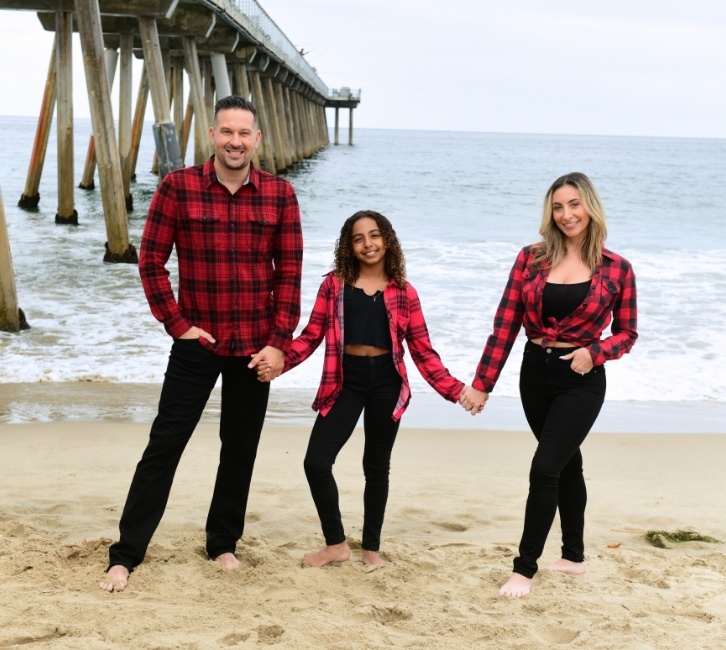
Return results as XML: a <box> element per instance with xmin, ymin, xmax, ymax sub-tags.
<box><xmin>233</xmin><ymin>60</ymin><xmax>251</xmax><ymax>99</ymax></box>
<box><xmin>55</xmin><ymin>11</ymin><xmax>77</xmax><ymax>225</ymax></box>
<box><xmin>250</xmin><ymin>70</ymin><xmax>276</xmax><ymax>174</ymax></box>
<box><xmin>284</xmin><ymin>86</ymin><xmax>300</xmax><ymax>164</ymax></box>
<box><xmin>182</xmin><ymin>36</ymin><xmax>210</xmax><ymax>165</ymax></box>
<box><xmin>211</xmin><ymin>52</ymin><xmax>231</xmax><ymax>98</ymax></box>
<box><xmin>263</xmin><ymin>76</ymin><xmax>287</xmax><ymax>171</ymax></box>
<box><xmin>333</xmin><ymin>106</ymin><xmax>339</xmax><ymax>145</ymax></box>
<box><xmin>171</xmin><ymin>56</ymin><xmax>185</xmax><ymax>147</ymax></box>
<box><xmin>129</xmin><ymin>63</ymin><xmax>149</xmax><ymax>180</ymax></box>
<box><xmin>300</xmin><ymin>94</ymin><xmax>314</xmax><ymax>158</ymax></box>
<box><xmin>74</xmin><ymin>0</ymin><xmax>136</xmax><ymax>263</ymax></box>
<box><xmin>297</xmin><ymin>96</ymin><xmax>311</xmax><ymax>158</ymax></box>
<box><xmin>180</xmin><ymin>94</ymin><xmax>193</xmax><ymax>163</ymax></box>
<box><xmin>322</xmin><ymin>104</ymin><xmax>330</xmax><ymax>146</ymax></box>
<box><xmin>0</xmin><ymin>185</ymin><xmax>28</xmax><ymax>332</ymax></box>
<box><xmin>118</xmin><ymin>33</ymin><xmax>133</xmax><ymax>210</ymax></box>
<box><xmin>320</xmin><ymin>103</ymin><xmax>329</xmax><ymax>147</ymax></box>
<box><xmin>148</xmin><ymin>49</ymin><xmax>172</xmax><ymax>176</ymax></box>
<box><xmin>138</xmin><ymin>16</ymin><xmax>183</xmax><ymax>179</ymax></box>
<box><xmin>18</xmin><ymin>39</ymin><xmax>56</xmax><ymax>210</ymax></box>
<box><xmin>272</xmin><ymin>78</ymin><xmax>292</xmax><ymax>169</ymax></box>
<box><xmin>202</xmin><ymin>58</ymin><xmax>214</xmax><ymax>148</ymax></box>
<box><xmin>78</xmin><ymin>48</ymin><xmax>118</xmax><ymax>191</ymax></box>
<box><xmin>305</xmin><ymin>98</ymin><xmax>317</xmax><ymax>156</ymax></box>
<box><xmin>319</xmin><ymin>103</ymin><xmax>329</xmax><ymax>147</ymax></box>
<box><xmin>285</xmin><ymin>88</ymin><xmax>304</xmax><ymax>162</ymax></box>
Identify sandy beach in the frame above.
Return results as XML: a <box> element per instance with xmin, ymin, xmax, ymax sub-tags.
<box><xmin>0</xmin><ymin>385</ymin><xmax>725</xmax><ymax>649</ymax></box>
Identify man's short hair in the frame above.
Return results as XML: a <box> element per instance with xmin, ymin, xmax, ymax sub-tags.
<box><xmin>213</xmin><ymin>96</ymin><xmax>258</xmax><ymax>127</ymax></box>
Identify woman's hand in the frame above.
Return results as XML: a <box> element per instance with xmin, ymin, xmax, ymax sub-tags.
<box><xmin>459</xmin><ymin>386</ymin><xmax>488</xmax><ymax>415</ymax></box>
<box><xmin>559</xmin><ymin>348</ymin><xmax>593</xmax><ymax>375</ymax></box>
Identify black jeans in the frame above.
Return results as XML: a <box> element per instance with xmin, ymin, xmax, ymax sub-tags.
<box><xmin>108</xmin><ymin>338</ymin><xmax>270</xmax><ymax>571</ymax></box>
<box><xmin>304</xmin><ymin>353</ymin><xmax>402</xmax><ymax>551</ymax></box>
<box><xmin>513</xmin><ymin>340</ymin><xmax>606</xmax><ymax>579</ymax></box>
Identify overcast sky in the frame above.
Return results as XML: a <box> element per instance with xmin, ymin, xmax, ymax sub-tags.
<box><xmin>0</xmin><ymin>1</ymin><xmax>724</xmax><ymax>138</ymax></box>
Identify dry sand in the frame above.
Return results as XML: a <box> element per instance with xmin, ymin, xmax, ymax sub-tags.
<box><xmin>1</xmin><ymin>389</ymin><xmax>725</xmax><ymax>649</ymax></box>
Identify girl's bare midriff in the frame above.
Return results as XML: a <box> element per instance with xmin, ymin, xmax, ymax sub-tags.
<box><xmin>344</xmin><ymin>344</ymin><xmax>391</xmax><ymax>357</ymax></box>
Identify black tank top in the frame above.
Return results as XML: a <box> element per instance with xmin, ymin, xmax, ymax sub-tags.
<box><xmin>542</xmin><ymin>281</ymin><xmax>590</xmax><ymax>322</ymax></box>
<box><xmin>343</xmin><ymin>284</ymin><xmax>392</xmax><ymax>349</ymax></box>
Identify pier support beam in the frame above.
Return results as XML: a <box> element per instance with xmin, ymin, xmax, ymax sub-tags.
<box><xmin>0</xmin><ymin>186</ymin><xmax>29</xmax><ymax>332</ymax></box>
<box><xmin>55</xmin><ymin>11</ymin><xmax>77</xmax><ymax>225</ymax></box>
<box><xmin>75</xmin><ymin>0</ymin><xmax>136</xmax><ymax>263</ymax></box>
<box><xmin>19</xmin><ymin>39</ymin><xmax>56</xmax><ymax>210</ymax></box>
<box><xmin>182</xmin><ymin>36</ymin><xmax>210</xmax><ymax>166</ymax></box>
<box><xmin>263</xmin><ymin>76</ymin><xmax>286</xmax><ymax>171</ymax></box>
<box><xmin>78</xmin><ymin>48</ymin><xmax>118</xmax><ymax>191</ymax></box>
<box><xmin>171</xmin><ymin>56</ymin><xmax>185</xmax><ymax>161</ymax></box>
<box><xmin>210</xmin><ymin>52</ymin><xmax>231</xmax><ymax>99</ymax></box>
<box><xmin>118</xmin><ymin>33</ymin><xmax>133</xmax><ymax>210</ymax></box>
<box><xmin>129</xmin><ymin>63</ymin><xmax>149</xmax><ymax>180</ymax></box>
<box><xmin>348</xmin><ymin>107</ymin><xmax>354</xmax><ymax>146</ymax></box>
<box><xmin>139</xmin><ymin>16</ymin><xmax>183</xmax><ymax>179</ymax></box>
<box><xmin>250</xmin><ymin>70</ymin><xmax>275</xmax><ymax>174</ymax></box>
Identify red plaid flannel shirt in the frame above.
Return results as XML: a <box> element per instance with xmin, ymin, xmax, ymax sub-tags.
<box><xmin>473</xmin><ymin>245</ymin><xmax>638</xmax><ymax>393</ymax></box>
<box><xmin>285</xmin><ymin>273</ymin><xmax>464</xmax><ymax>421</ymax></box>
<box><xmin>139</xmin><ymin>158</ymin><xmax>303</xmax><ymax>356</ymax></box>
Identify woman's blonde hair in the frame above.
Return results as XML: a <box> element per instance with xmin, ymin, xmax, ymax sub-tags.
<box><xmin>531</xmin><ymin>172</ymin><xmax>607</xmax><ymax>272</ymax></box>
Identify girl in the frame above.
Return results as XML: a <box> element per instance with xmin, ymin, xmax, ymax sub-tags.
<box><xmin>460</xmin><ymin>173</ymin><xmax>637</xmax><ymax>597</ymax></box>
<box><xmin>284</xmin><ymin>210</ymin><xmax>472</xmax><ymax>567</ymax></box>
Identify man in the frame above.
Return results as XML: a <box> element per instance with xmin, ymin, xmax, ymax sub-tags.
<box><xmin>100</xmin><ymin>96</ymin><xmax>303</xmax><ymax>592</ymax></box>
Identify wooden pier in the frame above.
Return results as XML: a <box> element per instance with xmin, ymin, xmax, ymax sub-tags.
<box><xmin>0</xmin><ymin>0</ymin><xmax>361</xmax><ymax>332</ymax></box>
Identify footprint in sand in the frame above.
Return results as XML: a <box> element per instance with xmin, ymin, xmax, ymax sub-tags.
<box><xmin>255</xmin><ymin>624</ymin><xmax>285</xmax><ymax>644</ymax></box>
<box><xmin>434</xmin><ymin>520</ymin><xmax>469</xmax><ymax>532</ymax></box>
<box><xmin>369</xmin><ymin>605</ymin><xmax>412</xmax><ymax>624</ymax></box>
<box><xmin>540</xmin><ymin>625</ymin><xmax>580</xmax><ymax>644</ymax></box>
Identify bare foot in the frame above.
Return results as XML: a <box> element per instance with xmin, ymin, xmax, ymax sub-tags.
<box><xmin>498</xmin><ymin>573</ymin><xmax>532</xmax><ymax>598</ymax></box>
<box><xmin>99</xmin><ymin>565</ymin><xmax>130</xmax><ymax>593</ymax></box>
<box><xmin>546</xmin><ymin>558</ymin><xmax>586</xmax><ymax>575</ymax></box>
<box><xmin>214</xmin><ymin>552</ymin><xmax>241</xmax><ymax>569</ymax></box>
<box><xmin>361</xmin><ymin>549</ymin><xmax>386</xmax><ymax>566</ymax></box>
<box><xmin>301</xmin><ymin>541</ymin><xmax>351</xmax><ymax>568</ymax></box>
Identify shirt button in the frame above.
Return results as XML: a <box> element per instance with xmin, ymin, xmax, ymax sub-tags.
<box><xmin>546</xmin><ymin>348</ymin><xmax>552</xmax><ymax>354</ymax></box>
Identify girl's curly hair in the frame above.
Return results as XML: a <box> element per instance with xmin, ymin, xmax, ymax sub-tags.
<box><xmin>333</xmin><ymin>210</ymin><xmax>406</xmax><ymax>287</ymax></box>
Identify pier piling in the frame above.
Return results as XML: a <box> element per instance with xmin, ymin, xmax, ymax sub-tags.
<box><xmin>18</xmin><ymin>39</ymin><xmax>56</xmax><ymax>210</ymax></box>
<box><xmin>55</xmin><ymin>10</ymin><xmax>77</xmax><ymax>225</ymax></box>
<box><xmin>75</xmin><ymin>0</ymin><xmax>136</xmax><ymax>262</ymax></box>
<box><xmin>0</xmin><ymin>185</ymin><xmax>29</xmax><ymax>332</ymax></box>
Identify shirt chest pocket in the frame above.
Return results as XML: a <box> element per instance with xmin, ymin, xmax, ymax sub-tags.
<box><xmin>186</xmin><ymin>210</ymin><xmax>226</xmax><ymax>250</ymax></box>
<box><xmin>246</xmin><ymin>210</ymin><xmax>279</xmax><ymax>253</ymax></box>
<box><xmin>389</xmin><ymin>301</ymin><xmax>409</xmax><ymax>341</ymax></box>
<box><xmin>595</xmin><ymin>278</ymin><xmax>621</xmax><ymax>308</ymax></box>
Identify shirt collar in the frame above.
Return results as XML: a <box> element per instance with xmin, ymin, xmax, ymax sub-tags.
<box><xmin>204</xmin><ymin>156</ymin><xmax>260</xmax><ymax>190</ymax></box>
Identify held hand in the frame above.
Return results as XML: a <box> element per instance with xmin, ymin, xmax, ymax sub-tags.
<box><xmin>459</xmin><ymin>386</ymin><xmax>488</xmax><ymax>416</ymax></box>
<box><xmin>249</xmin><ymin>346</ymin><xmax>285</xmax><ymax>382</ymax></box>
<box><xmin>559</xmin><ymin>348</ymin><xmax>593</xmax><ymax>375</ymax></box>
<box><xmin>179</xmin><ymin>326</ymin><xmax>216</xmax><ymax>344</ymax></box>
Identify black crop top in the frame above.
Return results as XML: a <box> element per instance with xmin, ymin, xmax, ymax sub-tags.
<box><xmin>344</xmin><ymin>284</ymin><xmax>392</xmax><ymax>349</ymax></box>
<box><xmin>542</xmin><ymin>280</ymin><xmax>590</xmax><ymax>322</ymax></box>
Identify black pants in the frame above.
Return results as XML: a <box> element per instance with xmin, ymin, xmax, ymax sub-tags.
<box><xmin>108</xmin><ymin>338</ymin><xmax>269</xmax><ymax>571</ymax></box>
<box><xmin>304</xmin><ymin>354</ymin><xmax>402</xmax><ymax>551</ymax></box>
<box><xmin>513</xmin><ymin>340</ymin><xmax>606</xmax><ymax>579</ymax></box>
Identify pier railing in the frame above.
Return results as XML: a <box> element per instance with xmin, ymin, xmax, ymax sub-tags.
<box><xmin>202</xmin><ymin>0</ymin><xmax>329</xmax><ymax>97</ymax></box>
<box><xmin>329</xmin><ymin>88</ymin><xmax>362</xmax><ymax>101</ymax></box>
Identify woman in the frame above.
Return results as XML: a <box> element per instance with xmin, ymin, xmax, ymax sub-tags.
<box><xmin>460</xmin><ymin>173</ymin><xmax>637</xmax><ymax>597</ymax></box>
<box><xmin>280</xmin><ymin>210</ymin><xmax>472</xmax><ymax>568</ymax></box>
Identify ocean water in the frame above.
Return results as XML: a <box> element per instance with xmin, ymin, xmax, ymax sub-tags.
<box><xmin>0</xmin><ymin>116</ymin><xmax>724</xmax><ymax>431</ymax></box>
